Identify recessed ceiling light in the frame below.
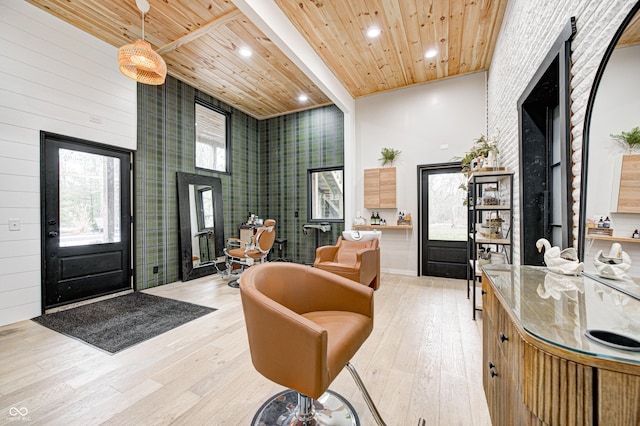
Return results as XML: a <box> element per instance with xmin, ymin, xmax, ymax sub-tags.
<box><xmin>425</xmin><ymin>49</ymin><xmax>438</xmax><ymax>59</ymax></box>
<box><xmin>366</xmin><ymin>26</ymin><xmax>381</xmax><ymax>38</ymax></box>
<box><xmin>298</xmin><ymin>94</ymin><xmax>308</xmax><ymax>102</ymax></box>
<box><xmin>239</xmin><ymin>47</ymin><xmax>252</xmax><ymax>57</ymax></box>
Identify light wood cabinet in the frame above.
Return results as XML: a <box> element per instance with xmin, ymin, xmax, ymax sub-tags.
<box><xmin>617</xmin><ymin>154</ymin><xmax>640</xmax><ymax>213</ymax></box>
<box><xmin>482</xmin><ymin>267</ymin><xmax>640</xmax><ymax>425</ymax></box>
<box><xmin>364</xmin><ymin>167</ymin><xmax>396</xmax><ymax>208</ymax></box>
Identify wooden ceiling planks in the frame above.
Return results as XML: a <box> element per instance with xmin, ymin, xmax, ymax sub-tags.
<box><xmin>275</xmin><ymin>0</ymin><xmax>507</xmax><ymax>96</ymax></box>
<box><xmin>26</xmin><ymin>0</ymin><xmax>507</xmax><ymax>118</ymax></box>
<box><xmin>26</xmin><ymin>0</ymin><xmax>330</xmax><ymax>119</ymax></box>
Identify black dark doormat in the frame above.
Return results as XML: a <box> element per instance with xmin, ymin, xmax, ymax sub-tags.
<box><xmin>32</xmin><ymin>292</ymin><xmax>216</xmax><ymax>354</ymax></box>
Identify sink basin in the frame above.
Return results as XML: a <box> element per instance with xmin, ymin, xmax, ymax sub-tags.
<box><xmin>342</xmin><ymin>230</ymin><xmax>381</xmax><ymax>242</ymax></box>
<box><xmin>585</xmin><ymin>329</ymin><xmax>640</xmax><ymax>351</ymax></box>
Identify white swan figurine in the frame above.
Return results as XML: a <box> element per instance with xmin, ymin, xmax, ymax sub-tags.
<box><xmin>593</xmin><ymin>243</ymin><xmax>632</xmax><ymax>280</ymax></box>
<box><xmin>536</xmin><ymin>238</ymin><xmax>584</xmax><ymax>275</ymax></box>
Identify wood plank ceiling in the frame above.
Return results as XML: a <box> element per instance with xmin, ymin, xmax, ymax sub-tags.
<box><xmin>26</xmin><ymin>0</ymin><xmax>508</xmax><ymax>119</ymax></box>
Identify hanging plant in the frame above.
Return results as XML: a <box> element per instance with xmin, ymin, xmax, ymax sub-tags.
<box><xmin>379</xmin><ymin>147</ymin><xmax>402</xmax><ymax>166</ymax></box>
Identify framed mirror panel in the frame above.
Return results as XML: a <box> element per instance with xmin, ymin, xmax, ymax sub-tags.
<box><xmin>176</xmin><ymin>172</ymin><xmax>225</xmax><ymax>281</ymax></box>
<box><xmin>579</xmin><ymin>2</ymin><xmax>640</xmax><ymax>290</ymax></box>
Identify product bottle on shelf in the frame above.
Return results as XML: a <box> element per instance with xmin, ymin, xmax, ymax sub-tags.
<box><xmin>633</xmin><ymin>229</ymin><xmax>639</xmax><ymax>239</ymax></box>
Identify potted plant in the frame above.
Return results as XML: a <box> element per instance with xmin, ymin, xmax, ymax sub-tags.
<box><xmin>611</xmin><ymin>126</ymin><xmax>640</xmax><ymax>153</ymax></box>
<box><xmin>459</xmin><ymin>133</ymin><xmax>500</xmax><ymax>173</ymax></box>
<box><xmin>379</xmin><ymin>147</ymin><xmax>401</xmax><ymax>166</ymax></box>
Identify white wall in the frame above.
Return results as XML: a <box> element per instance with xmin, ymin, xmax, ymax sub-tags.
<box><xmin>355</xmin><ymin>73</ymin><xmax>487</xmax><ymax>275</ymax></box>
<box><xmin>0</xmin><ymin>1</ymin><xmax>136</xmax><ymax>326</ymax></box>
<box><xmin>487</xmin><ymin>0</ymin><xmax>638</xmax><ymax>265</ymax></box>
<box><xmin>585</xmin><ymin>43</ymin><xmax>640</xmax><ymax>277</ymax></box>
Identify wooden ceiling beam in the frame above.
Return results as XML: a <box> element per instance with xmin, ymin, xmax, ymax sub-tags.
<box><xmin>157</xmin><ymin>8</ymin><xmax>243</xmax><ymax>55</ymax></box>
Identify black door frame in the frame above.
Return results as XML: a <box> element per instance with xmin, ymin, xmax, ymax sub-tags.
<box><xmin>517</xmin><ymin>18</ymin><xmax>575</xmax><ymax>265</ymax></box>
<box><xmin>40</xmin><ymin>131</ymin><xmax>134</xmax><ymax>311</ymax></box>
<box><xmin>417</xmin><ymin>161</ymin><xmax>467</xmax><ymax>277</ymax></box>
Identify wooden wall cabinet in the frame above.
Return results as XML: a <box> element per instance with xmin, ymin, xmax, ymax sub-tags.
<box><xmin>617</xmin><ymin>154</ymin><xmax>640</xmax><ymax>213</ymax></box>
<box><xmin>364</xmin><ymin>167</ymin><xmax>396</xmax><ymax>208</ymax></box>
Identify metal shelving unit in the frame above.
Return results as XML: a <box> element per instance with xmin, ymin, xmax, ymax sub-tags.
<box><xmin>467</xmin><ymin>170</ymin><xmax>514</xmax><ymax>320</ymax></box>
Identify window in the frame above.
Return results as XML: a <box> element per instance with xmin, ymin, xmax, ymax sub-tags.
<box><xmin>307</xmin><ymin>167</ymin><xmax>344</xmax><ymax>222</ymax></box>
<box><xmin>195</xmin><ymin>99</ymin><xmax>230</xmax><ymax>173</ymax></box>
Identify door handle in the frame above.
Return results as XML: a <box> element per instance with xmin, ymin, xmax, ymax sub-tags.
<box><xmin>48</xmin><ymin>231</ymin><xmax>58</xmax><ymax>237</ymax></box>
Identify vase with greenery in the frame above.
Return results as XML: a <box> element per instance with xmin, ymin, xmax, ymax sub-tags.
<box><xmin>611</xmin><ymin>126</ymin><xmax>640</xmax><ymax>153</ymax></box>
<box><xmin>459</xmin><ymin>133</ymin><xmax>499</xmax><ymax>173</ymax></box>
<box><xmin>379</xmin><ymin>147</ymin><xmax>401</xmax><ymax>166</ymax></box>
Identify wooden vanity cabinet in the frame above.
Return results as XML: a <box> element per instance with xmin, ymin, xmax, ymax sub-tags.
<box><xmin>482</xmin><ymin>268</ymin><xmax>640</xmax><ymax>425</ymax></box>
<box><xmin>364</xmin><ymin>167</ymin><xmax>396</xmax><ymax>208</ymax></box>
<box><xmin>482</xmin><ymin>279</ymin><xmax>530</xmax><ymax>425</ymax></box>
<box><xmin>598</xmin><ymin>369</ymin><xmax>640</xmax><ymax>425</ymax></box>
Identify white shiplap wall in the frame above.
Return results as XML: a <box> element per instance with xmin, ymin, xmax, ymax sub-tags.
<box><xmin>0</xmin><ymin>1</ymin><xmax>136</xmax><ymax>326</ymax></box>
<box><xmin>487</xmin><ymin>0</ymin><xmax>638</xmax><ymax>264</ymax></box>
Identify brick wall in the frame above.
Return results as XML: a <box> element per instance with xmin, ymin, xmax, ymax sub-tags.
<box><xmin>487</xmin><ymin>0</ymin><xmax>637</xmax><ymax>263</ymax></box>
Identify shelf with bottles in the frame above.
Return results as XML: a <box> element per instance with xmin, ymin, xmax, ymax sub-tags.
<box><xmin>467</xmin><ymin>170</ymin><xmax>514</xmax><ymax>320</ymax></box>
<box><xmin>353</xmin><ymin>224</ymin><xmax>412</xmax><ymax>230</ymax></box>
<box><xmin>361</xmin><ymin>210</ymin><xmax>412</xmax><ymax>228</ymax></box>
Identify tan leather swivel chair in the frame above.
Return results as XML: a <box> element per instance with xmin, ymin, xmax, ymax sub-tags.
<box><xmin>314</xmin><ymin>236</ymin><xmax>380</xmax><ymax>290</ymax></box>
<box><xmin>224</xmin><ymin>219</ymin><xmax>276</xmax><ymax>288</ymax></box>
<box><xmin>239</xmin><ymin>262</ymin><xmax>389</xmax><ymax>425</ymax></box>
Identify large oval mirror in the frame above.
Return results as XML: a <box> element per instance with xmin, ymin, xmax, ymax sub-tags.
<box><xmin>580</xmin><ymin>3</ymin><xmax>640</xmax><ymax>289</ymax></box>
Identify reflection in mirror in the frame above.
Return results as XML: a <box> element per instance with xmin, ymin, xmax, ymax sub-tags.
<box><xmin>189</xmin><ymin>184</ymin><xmax>216</xmax><ymax>266</ymax></box>
<box><xmin>580</xmin><ymin>3</ymin><xmax>640</xmax><ymax>291</ymax></box>
<box><xmin>177</xmin><ymin>172</ymin><xmax>224</xmax><ymax>281</ymax></box>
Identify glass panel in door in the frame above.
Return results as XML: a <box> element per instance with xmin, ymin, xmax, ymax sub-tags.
<box><xmin>59</xmin><ymin>149</ymin><xmax>121</xmax><ymax>247</ymax></box>
<box><xmin>428</xmin><ymin>172</ymin><xmax>468</xmax><ymax>241</ymax></box>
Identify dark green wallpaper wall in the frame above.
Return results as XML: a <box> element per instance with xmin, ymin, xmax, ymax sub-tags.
<box><xmin>135</xmin><ymin>77</ymin><xmax>344</xmax><ymax>289</ymax></box>
<box><xmin>260</xmin><ymin>106</ymin><xmax>345</xmax><ymax>264</ymax></box>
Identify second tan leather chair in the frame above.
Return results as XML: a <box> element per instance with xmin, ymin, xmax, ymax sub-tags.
<box><xmin>314</xmin><ymin>236</ymin><xmax>380</xmax><ymax>289</ymax></box>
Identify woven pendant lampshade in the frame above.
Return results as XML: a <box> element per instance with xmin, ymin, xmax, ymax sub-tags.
<box><xmin>117</xmin><ymin>0</ymin><xmax>166</xmax><ymax>85</ymax></box>
<box><xmin>118</xmin><ymin>40</ymin><xmax>166</xmax><ymax>85</ymax></box>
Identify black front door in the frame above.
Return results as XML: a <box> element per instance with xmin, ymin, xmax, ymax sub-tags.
<box><xmin>41</xmin><ymin>132</ymin><xmax>132</xmax><ymax>309</ymax></box>
<box><xmin>419</xmin><ymin>164</ymin><xmax>468</xmax><ymax>279</ymax></box>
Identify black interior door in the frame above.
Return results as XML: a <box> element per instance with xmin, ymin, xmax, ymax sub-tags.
<box><xmin>41</xmin><ymin>132</ymin><xmax>132</xmax><ymax>309</ymax></box>
<box><xmin>420</xmin><ymin>164</ymin><xmax>468</xmax><ymax>279</ymax></box>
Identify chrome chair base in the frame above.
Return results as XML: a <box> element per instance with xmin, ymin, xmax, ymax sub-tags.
<box><xmin>227</xmin><ymin>278</ymin><xmax>240</xmax><ymax>288</ymax></box>
<box><xmin>251</xmin><ymin>389</ymin><xmax>359</xmax><ymax>426</ymax></box>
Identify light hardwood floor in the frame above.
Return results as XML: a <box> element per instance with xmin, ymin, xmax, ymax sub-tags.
<box><xmin>0</xmin><ymin>272</ymin><xmax>491</xmax><ymax>425</ymax></box>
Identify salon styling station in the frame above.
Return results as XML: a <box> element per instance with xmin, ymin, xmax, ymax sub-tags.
<box><xmin>482</xmin><ymin>264</ymin><xmax>640</xmax><ymax>425</ymax></box>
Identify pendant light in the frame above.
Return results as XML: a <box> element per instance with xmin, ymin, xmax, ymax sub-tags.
<box><xmin>117</xmin><ymin>0</ymin><xmax>167</xmax><ymax>85</ymax></box>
